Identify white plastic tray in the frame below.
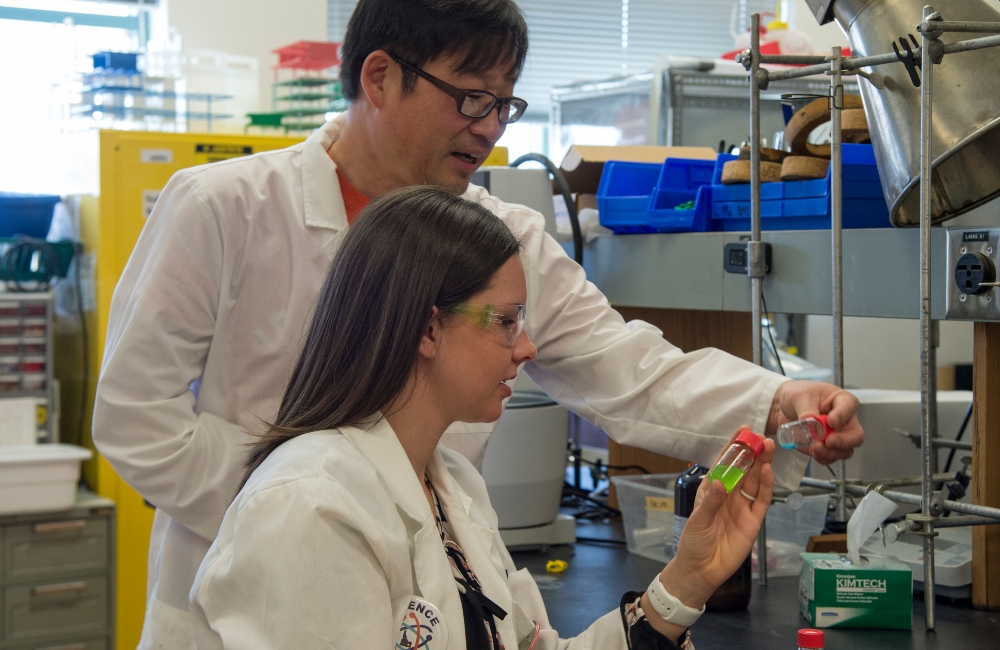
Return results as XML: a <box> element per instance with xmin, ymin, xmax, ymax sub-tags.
<box><xmin>0</xmin><ymin>444</ymin><xmax>92</xmax><ymax>515</ymax></box>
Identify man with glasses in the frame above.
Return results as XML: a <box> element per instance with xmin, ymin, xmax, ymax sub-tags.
<box><xmin>94</xmin><ymin>0</ymin><xmax>864</xmax><ymax>647</ymax></box>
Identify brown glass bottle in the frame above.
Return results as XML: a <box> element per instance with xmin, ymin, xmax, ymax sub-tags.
<box><xmin>674</xmin><ymin>465</ymin><xmax>752</xmax><ymax>611</ymax></box>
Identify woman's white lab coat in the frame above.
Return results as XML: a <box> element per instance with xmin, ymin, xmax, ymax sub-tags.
<box><xmin>190</xmin><ymin>418</ymin><xmax>629</xmax><ymax>649</ymax></box>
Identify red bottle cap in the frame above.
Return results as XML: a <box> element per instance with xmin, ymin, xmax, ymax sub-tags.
<box><xmin>798</xmin><ymin>628</ymin><xmax>825</xmax><ymax>648</ymax></box>
<box><xmin>815</xmin><ymin>414</ymin><xmax>833</xmax><ymax>440</ymax></box>
<box><xmin>736</xmin><ymin>430</ymin><xmax>765</xmax><ymax>457</ymax></box>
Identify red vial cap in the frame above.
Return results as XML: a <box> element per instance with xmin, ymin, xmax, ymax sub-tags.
<box><xmin>798</xmin><ymin>628</ymin><xmax>825</xmax><ymax>648</ymax></box>
<box><xmin>815</xmin><ymin>414</ymin><xmax>833</xmax><ymax>438</ymax></box>
<box><xmin>736</xmin><ymin>430</ymin><xmax>765</xmax><ymax>457</ymax></box>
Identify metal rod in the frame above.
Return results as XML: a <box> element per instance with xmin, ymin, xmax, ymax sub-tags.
<box><xmin>932</xmin><ymin>439</ymin><xmax>972</xmax><ymax>450</ymax></box>
<box><xmin>759</xmin><ymin>54</ymin><xmax>831</xmax><ymax>65</ymax></box>
<box><xmin>800</xmin><ymin>477</ymin><xmax>1000</xmax><ymax>520</ymax></box>
<box><xmin>928</xmin><ymin>516</ymin><xmax>1000</xmax><ymax>528</ymax></box>
<box><xmin>763</xmin><ymin>33</ymin><xmax>1000</xmax><ymax>84</ymax></box>
<box><xmin>866</xmin><ymin>473</ymin><xmax>955</xmax><ymax>489</ymax></box>
<box><xmin>942</xmin><ymin>33</ymin><xmax>1000</xmax><ymax>55</ymax></box>
<box><xmin>920</xmin><ymin>20</ymin><xmax>1000</xmax><ymax>34</ymax></box>
<box><xmin>830</xmin><ymin>47</ymin><xmax>848</xmax><ymax>525</ymax></box>
<box><xmin>749</xmin><ymin>13</ymin><xmax>767</xmax><ymax>587</ymax></box>
<box><xmin>919</xmin><ymin>5</ymin><xmax>937</xmax><ymax>631</ymax></box>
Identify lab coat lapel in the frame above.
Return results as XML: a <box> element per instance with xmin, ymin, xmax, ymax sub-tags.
<box><xmin>300</xmin><ymin>116</ymin><xmax>349</xmax><ymax>256</ymax></box>
<box><xmin>342</xmin><ymin>419</ymin><xmax>468</xmax><ymax>649</ymax></box>
<box><xmin>427</xmin><ymin>451</ymin><xmax>517</xmax><ymax>649</ymax></box>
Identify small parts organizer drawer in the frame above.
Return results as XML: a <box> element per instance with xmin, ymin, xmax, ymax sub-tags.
<box><xmin>3</xmin><ymin>577</ymin><xmax>108</xmax><ymax>643</ymax></box>
<box><xmin>3</xmin><ymin>520</ymin><xmax>108</xmax><ymax>582</ymax></box>
<box><xmin>0</xmin><ymin>298</ymin><xmax>49</xmax><ymax>396</ymax></box>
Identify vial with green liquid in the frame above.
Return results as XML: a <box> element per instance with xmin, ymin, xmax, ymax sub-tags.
<box><xmin>705</xmin><ymin>430</ymin><xmax>765</xmax><ymax>492</ymax></box>
<box><xmin>776</xmin><ymin>414</ymin><xmax>832</xmax><ymax>450</ymax></box>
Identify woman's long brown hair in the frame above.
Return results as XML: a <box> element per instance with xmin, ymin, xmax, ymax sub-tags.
<box><xmin>240</xmin><ymin>186</ymin><xmax>522</xmax><ymax>489</ymax></box>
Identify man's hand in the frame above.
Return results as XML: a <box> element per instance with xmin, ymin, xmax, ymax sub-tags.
<box><xmin>765</xmin><ymin>380</ymin><xmax>863</xmax><ymax>464</ymax></box>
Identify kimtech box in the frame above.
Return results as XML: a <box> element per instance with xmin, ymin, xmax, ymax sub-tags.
<box><xmin>799</xmin><ymin>553</ymin><xmax>913</xmax><ymax>629</ymax></box>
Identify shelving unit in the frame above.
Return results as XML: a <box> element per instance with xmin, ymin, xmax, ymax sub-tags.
<box><xmin>247</xmin><ymin>41</ymin><xmax>346</xmax><ymax>134</ymax></box>
<box><xmin>0</xmin><ymin>292</ymin><xmax>56</xmax><ymax>443</ymax></box>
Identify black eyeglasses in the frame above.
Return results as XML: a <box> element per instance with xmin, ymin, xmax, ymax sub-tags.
<box><xmin>390</xmin><ymin>54</ymin><xmax>528</xmax><ymax>124</ymax></box>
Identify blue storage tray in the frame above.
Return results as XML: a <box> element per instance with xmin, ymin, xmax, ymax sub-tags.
<box><xmin>597</xmin><ymin>161</ymin><xmax>661</xmax><ymax>233</ymax></box>
<box><xmin>0</xmin><ymin>193</ymin><xmax>60</xmax><ymax>239</ymax></box>
<box><xmin>647</xmin><ymin>158</ymin><xmax>716</xmax><ymax>233</ymax></box>
<box><xmin>711</xmin><ymin>197</ymin><xmax>891</xmax><ymax>231</ymax></box>
<box><xmin>710</xmin><ymin>144</ymin><xmax>884</xmax><ymax>203</ymax></box>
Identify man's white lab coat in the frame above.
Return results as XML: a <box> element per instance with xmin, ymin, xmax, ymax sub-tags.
<box><xmin>190</xmin><ymin>419</ymin><xmax>635</xmax><ymax>649</ymax></box>
<box><xmin>93</xmin><ymin>115</ymin><xmax>799</xmax><ymax>647</ymax></box>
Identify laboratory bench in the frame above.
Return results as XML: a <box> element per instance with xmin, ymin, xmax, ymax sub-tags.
<box><xmin>511</xmin><ymin>519</ymin><xmax>1000</xmax><ymax>649</ymax></box>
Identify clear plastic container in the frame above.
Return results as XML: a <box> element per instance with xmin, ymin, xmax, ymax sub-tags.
<box><xmin>0</xmin><ymin>321</ymin><xmax>19</xmax><ymax>337</ymax></box>
<box><xmin>22</xmin><ymin>343</ymin><xmax>45</xmax><ymax>355</ymax></box>
<box><xmin>798</xmin><ymin>628</ymin><xmax>824</xmax><ymax>649</ymax></box>
<box><xmin>0</xmin><ymin>376</ymin><xmax>20</xmax><ymax>392</ymax></box>
<box><xmin>0</xmin><ymin>358</ymin><xmax>19</xmax><ymax>374</ymax></box>
<box><xmin>21</xmin><ymin>374</ymin><xmax>45</xmax><ymax>391</ymax></box>
<box><xmin>777</xmin><ymin>414</ymin><xmax>832</xmax><ymax>450</ymax></box>
<box><xmin>705</xmin><ymin>430</ymin><xmax>765</xmax><ymax>492</ymax></box>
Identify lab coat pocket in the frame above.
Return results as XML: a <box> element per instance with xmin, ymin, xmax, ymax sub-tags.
<box><xmin>469</xmin><ymin>520</ymin><xmax>505</xmax><ymax>577</ymax></box>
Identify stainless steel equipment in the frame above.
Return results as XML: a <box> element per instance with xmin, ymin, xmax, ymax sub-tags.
<box><xmin>806</xmin><ymin>0</ymin><xmax>1000</xmax><ymax>227</ymax></box>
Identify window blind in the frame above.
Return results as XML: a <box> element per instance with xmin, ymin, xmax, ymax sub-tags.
<box><xmin>329</xmin><ymin>1</ymin><xmax>772</xmax><ymax>119</ymax></box>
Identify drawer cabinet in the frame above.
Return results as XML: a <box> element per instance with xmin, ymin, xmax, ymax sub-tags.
<box><xmin>0</xmin><ymin>493</ymin><xmax>114</xmax><ymax>650</ymax></box>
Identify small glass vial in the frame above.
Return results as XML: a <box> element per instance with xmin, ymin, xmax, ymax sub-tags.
<box><xmin>777</xmin><ymin>415</ymin><xmax>833</xmax><ymax>450</ymax></box>
<box><xmin>798</xmin><ymin>628</ymin><xmax>824</xmax><ymax>649</ymax></box>
<box><xmin>705</xmin><ymin>431</ymin><xmax>765</xmax><ymax>493</ymax></box>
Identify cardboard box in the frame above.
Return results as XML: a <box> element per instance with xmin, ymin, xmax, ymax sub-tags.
<box><xmin>799</xmin><ymin>553</ymin><xmax>913</xmax><ymax>629</ymax></box>
<box><xmin>559</xmin><ymin>145</ymin><xmax>717</xmax><ymax>212</ymax></box>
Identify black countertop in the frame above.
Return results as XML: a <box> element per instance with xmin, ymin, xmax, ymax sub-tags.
<box><xmin>510</xmin><ymin>520</ymin><xmax>1000</xmax><ymax>649</ymax></box>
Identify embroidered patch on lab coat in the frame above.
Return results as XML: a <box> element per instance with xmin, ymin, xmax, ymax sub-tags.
<box><xmin>396</xmin><ymin>597</ymin><xmax>448</xmax><ymax>649</ymax></box>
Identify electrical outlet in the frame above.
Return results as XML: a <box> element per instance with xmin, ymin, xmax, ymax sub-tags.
<box><xmin>723</xmin><ymin>241</ymin><xmax>771</xmax><ymax>275</ymax></box>
<box><xmin>945</xmin><ymin>228</ymin><xmax>1000</xmax><ymax>320</ymax></box>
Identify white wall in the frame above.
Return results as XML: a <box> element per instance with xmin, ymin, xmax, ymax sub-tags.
<box><xmin>804</xmin><ymin>316</ymin><xmax>974</xmax><ymax>390</ymax></box>
<box><xmin>166</xmin><ymin>0</ymin><xmax>328</xmax><ymax>117</ymax></box>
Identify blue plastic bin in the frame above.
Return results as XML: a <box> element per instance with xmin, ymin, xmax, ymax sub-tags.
<box><xmin>0</xmin><ymin>193</ymin><xmax>60</xmax><ymax>239</ymax></box>
<box><xmin>92</xmin><ymin>51</ymin><xmax>139</xmax><ymax>73</ymax></box>
<box><xmin>711</xmin><ymin>197</ymin><xmax>890</xmax><ymax>231</ymax></box>
<box><xmin>647</xmin><ymin>158</ymin><xmax>716</xmax><ymax>232</ymax></box>
<box><xmin>597</xmin><ymin>161</ymin><xmax>661</xmax><ymax>233</ymax></box>
<box><xmin>707</xmin><ymin>144</ymin><xmax>891</xmax><ymax>231</ymax></box>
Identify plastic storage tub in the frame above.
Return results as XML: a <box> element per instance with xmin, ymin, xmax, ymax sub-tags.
<box><xmin>647</xmin><ymin>158</ymin><xmax>717</xmax><ymax>232</ymax></box>
<box><xmin>752</xmin><ymin>493</ymin><xmax>830</xmax><ymax>578</ymax></box>
<box><xmin>0</xmin><ymin>192</ymin><xmax>61</xmax><ymax>238</ymax></box>
<box><xmin>707</xmin><ymin>144</ymin><xmax>891</xmax><ymax>231</ymax></box>
<box><xmin>0</xmin><ymin>444</ymin><xmax>93</xmax><ymax>515</ymax></box>
<box><xmin>597</xmin><ymin>161</ymin><xmax>662</xmax><ymax>233</ymax></box>
<box><xmin>611</xmin><ymin>472</ymin><xmax>681</xmax><ymax>563</ymax></box>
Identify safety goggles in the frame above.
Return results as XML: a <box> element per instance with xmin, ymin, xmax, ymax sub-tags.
<box><xmin>449</xmin><ymin>303</ymin><xmax>527</xmax><ymax>346</ymax></box>
<box><xmin>390</xmin><ymin>54</ymin><xmax>528</xmax><ymax>124</ymax></box>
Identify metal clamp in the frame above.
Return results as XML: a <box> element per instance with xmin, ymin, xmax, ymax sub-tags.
<box><xmin>892</xmin><ymin>34</ymin><xmax>923</xmax><ymax>87</ymax></box>
<box><xmin>747</xmin><ymin>241</ymin><xmax>769</xmax><ymax>279</ymax></box>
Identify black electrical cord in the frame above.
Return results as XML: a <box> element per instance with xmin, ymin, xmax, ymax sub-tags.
<box><xmin>509</xmin><ymin>153</ymin><xmax>583</xmax><ymax>266</ymax></box>
<box><xmin>73</xmin><ymin>244</ymin><xmax>89</xmax><ymax>451</ymax></box>
<box><xmin>943</xmin><ymin>402</ymin><xmax>973</xmax><ymax>474</ymax></box>
<box><xmin>575</xmin><ymin>536</ymin><xmax>627</xmax><ymax>546</ymax></box>
<box><xmin>0</xmin><ymin>237</ymin><xmax>61</xmax><ymax>291</ymax></box>
<box><xmin>761</xmin><ymin>288</ymin><xmax>786</xmax><ymax>376</ymax></box>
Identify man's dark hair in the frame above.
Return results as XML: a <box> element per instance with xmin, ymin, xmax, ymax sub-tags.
<box><xmin>340</xmin><ymin>0</ymin><xmax>529</xmax><ymax>101</ymax></box>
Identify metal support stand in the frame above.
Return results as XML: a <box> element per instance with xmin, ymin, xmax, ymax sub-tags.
<box><xmin>748</xmin><ymin>13</ymin><xmax>768</xmax><ymax>587</ymax></box>
<box><xmin>739</xmin><ymin>5</ymin><xmax>1000</xmax><ymax>628</ymax></box>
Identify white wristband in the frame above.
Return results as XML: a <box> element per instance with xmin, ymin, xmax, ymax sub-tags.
<box><xmin>645</xmin><ymin>576</ymin><xmax>705</xmax><ymax>628</ymax></box>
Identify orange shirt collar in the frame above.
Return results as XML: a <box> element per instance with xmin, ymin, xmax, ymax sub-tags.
<box><xmin>337</xmin><ymin>168</ymin><xmax>371</xmax><ymax>225</ymax></box>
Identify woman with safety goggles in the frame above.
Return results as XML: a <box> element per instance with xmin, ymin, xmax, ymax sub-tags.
<box><xmin>189</xmin><ymin>186</ymin><xmax>774</xmax><ymax>650</ymax></box>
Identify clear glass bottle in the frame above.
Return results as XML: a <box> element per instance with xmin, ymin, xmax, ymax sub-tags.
<box><xmin>705</xmin><ymin>431</ymin><xmax>765</xmax><ymax>492</ymax></box>
<box><xmin>777</xmin><ymin>414</ymin><xmax>832</xmax><ymax>450</ymax></box>
<box><xmin>674</xmin><ymin>465</ymin><xmax>752</xmax><ymax>612</ymax></box>
<box><xmin>797</xmin><ymin>628</ymin><xmax>824</xmax><ymax>649</ymax></box>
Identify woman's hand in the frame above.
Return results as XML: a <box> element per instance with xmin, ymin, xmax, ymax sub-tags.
<box><xmin>640</xmin><ymin>426</ymin><xmax>774</xmax><ymax>641</ymax></box>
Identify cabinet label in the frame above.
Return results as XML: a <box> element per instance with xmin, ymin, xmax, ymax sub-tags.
<box><xmin>962</xmin><ymin>231</ymin><xmax>990</xmax><ymax>242</ymax></box>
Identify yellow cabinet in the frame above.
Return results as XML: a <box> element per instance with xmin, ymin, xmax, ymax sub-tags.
<box><xmin>65</xmin><ymin>131</ymin><xmax>303</xmax><ymax>649</ymax></box>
